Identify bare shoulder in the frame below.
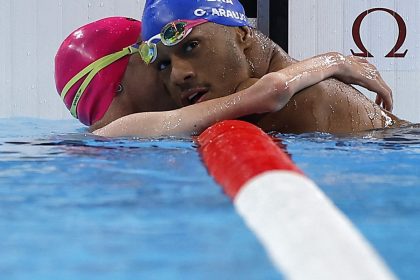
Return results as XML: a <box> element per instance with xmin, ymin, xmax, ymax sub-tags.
<box><xmin>258</xmin><ymin>44</ymin><xmax>401</xmax><ymax>132</ymax></box>
<box><xmin>268</xmin><ymin>44</ymin><xmax>296</xmax><ymax>72</ymax></box>
<box><xmin>248</xmin><ymin>30</ymin><xmax>288</xmax><ymax>77</ymax></box>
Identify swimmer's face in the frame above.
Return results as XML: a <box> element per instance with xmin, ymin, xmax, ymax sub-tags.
<box><xmin>153</xmin><ymin>23</ymin><xmax>251</xmax><ymax>107</ymax></box>
<box><xmin>91</xmin><ymin>54</ymin><xmax>177</xmax><ymax>130</ymax></box>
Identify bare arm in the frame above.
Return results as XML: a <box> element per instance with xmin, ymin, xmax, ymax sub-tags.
<box><xmin>94</xmin><ymin>52</ymin><xmax>390</xmax><ymax>137</ymax></box>
<box><xmin>242</xmin><ymin>51</ymin><xmax>393</xmax><ymax>111</ymax></box>
<box><xmin>269</xmin><ymin>47</ymin><xmax>393</xmax><ymax>111</ymax></box>
<box><xmin>93</xmin><ymin>87</ymin><xmax>263</xmax><ymax>137</ymax></box>
<box><xmin>258</xmin><ymin>49</ymin><xmax>400</xmax><ymax>133</ymax></box>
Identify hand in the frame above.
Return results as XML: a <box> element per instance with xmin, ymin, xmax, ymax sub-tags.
<box><xmin>334</xmin><ymin>54</ymin><xmax>393</xmax><ymax>111</ymax></box>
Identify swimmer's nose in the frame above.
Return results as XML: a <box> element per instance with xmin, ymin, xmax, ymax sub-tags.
<box><xmin>170</xmin><ymin>56</ymin><xmax>195</xmax><ymax>86</ymax></box>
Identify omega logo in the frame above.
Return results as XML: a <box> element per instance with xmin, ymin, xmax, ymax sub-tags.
<box><xmin>351</xmin><ymin>8</ymin><xmax>407</xmax><ymax>58</ymax></box>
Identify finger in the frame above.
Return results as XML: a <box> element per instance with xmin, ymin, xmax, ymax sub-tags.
<box><xmin>375</xmin><ymin>95</ymin><xmax>387</xmax><ymax>111</ymax></box>
<box><xmin>347</xmin><ymin>57</ymin><xmax>393</xmax><ymax>111</ymax></box>
<box><xmin>378</xmin><ymin>75</ymin><xmax>392</xmax><ymax>94</ymax></box>
<box><xmin>360</xmin><ymin>65</ymin><xmax>393</xmax><ymax>111</ymax></box>
<box><xmin>374</xmin><ymin>83</ymin><xmax>392</xmax><ymax>112</ymax></box>
<box><xmin>375</xmin><ymin>95</ymin><xmax>382</xmax><ymax>106</ymax></box>
<box><xmin>375</xmin><ymin>74</ymin><xmax>393</xmax><ymax>111</ymax></box>
<box><xmin>361</xmin><ymin>75</ymin><xmax>393</xmax><ymax>111</ymax></box>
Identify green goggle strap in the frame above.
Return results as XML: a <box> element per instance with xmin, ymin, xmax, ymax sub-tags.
<box><xmin>60</xmin><ymin>45</ymin><xmax>139</xmax><ymax>118</ymax></box>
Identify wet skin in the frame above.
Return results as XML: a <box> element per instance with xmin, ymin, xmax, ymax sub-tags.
<box><xmin>154</xmin><ymin>24</ymin><xmax>251</xmax><ymax>107</ymax></box>
<box><xmin>245</xmin><ymin>39</ymin><xmax>402</xmax><ymax>133</ymax></box>
<box><xmin>90</xmin><ymin>54</ymin><xmax>177</xmax><ymax>131</ymax></box>
<box><xmin>153</xmin><ymin>22</ymin><xmax>403</xmax><ymax>134</ymax></box>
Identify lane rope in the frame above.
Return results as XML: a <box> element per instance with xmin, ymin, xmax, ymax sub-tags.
<box><xmin>197</xmin><ymin>120</ymin><xmax>396</xmax><ymax>280</ymax></box>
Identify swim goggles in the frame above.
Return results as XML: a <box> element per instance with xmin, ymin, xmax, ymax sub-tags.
<box><xmin>60</xmin><ymin>43</ymin><xmax>141</xmax><ymax>119</ymax></box>
<box><xmin>140</xmin><ymin>19</ymin><xmax>208</xmax><ymax>64</ymax></box>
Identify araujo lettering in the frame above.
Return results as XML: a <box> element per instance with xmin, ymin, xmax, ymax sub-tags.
<box><xmin>206</xmin><ymin>0</ymin><xmax>234</xmax><ymax>4</ymax></box>
<box><xmin>351</xmin><ymin>8</ymin><xmax>407</xmax><ymax>58</ymax></box>
<box><xmin>194</xmin><ymin>9</ymin><xmax>206</xmax><ymax>17</ymax></box>
<box><xmin>211</xmin><ymin>8</ymin><xmax>247</xmax><ymax>21</ymax></box>
<box><xmin>194</xmin><ymin>7</ymin><xmax>247</xmax><ymax>22</ymax></box>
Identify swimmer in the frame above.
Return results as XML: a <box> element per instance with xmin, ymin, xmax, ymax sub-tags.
<box><xmin>55</xmin><ymin>17</ymin><xmax>176</xmax><ymax>131</ymax></box>
<box><xmin>56</xmin><ymin>17</ymin><xmax>302</xmax><ymax>136</ymax></box>
<box><xmin>54</xmin><ymin>17</ymin><xmax>393</xmax><ymax>137</ymax></box>
<box><xmin>141</xmin><ymin>0</ymin><xmax>406</xmax><ymax>133</ymax></box>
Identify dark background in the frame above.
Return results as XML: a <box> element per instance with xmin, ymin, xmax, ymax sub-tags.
<box><xmin>240</xmin><ymin>0</ymin><xmax>288</xmax><ymax>52</ymax></box>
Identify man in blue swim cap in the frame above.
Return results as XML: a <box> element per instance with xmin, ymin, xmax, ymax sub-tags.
<box><xmin>54</xmin><ymin>16</ymin><xmax>397</xmax><ymax>137</ymax></box>
<box><xmin>140</xmin><ymin>0</ymin><xmax>405</xmax><ymax>133</ymax></box>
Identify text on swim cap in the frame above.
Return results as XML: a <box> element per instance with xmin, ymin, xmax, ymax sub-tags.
<box><xmin>211</xmin><ymin>8</ymin><xmax>247</xmax><ymax>21</ymax></box>
<box><xmin>206</xmin><ymin>0</ymin><xmax>234</xmax><ymax>4</ymax></box>
<box><xmin>193</xmin><ymin>7</ymin><xmax>247</xmax><ymax>22</ymax></box>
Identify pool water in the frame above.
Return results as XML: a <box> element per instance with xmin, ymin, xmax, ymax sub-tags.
<box><xmin>1</xmin><ymin>118</ymin><xmax>419</xmax><ymax>280</ymax></box>
<box><xmin>277</xmin><ymin>126</ymin><xmax>420</xmax><ymax>280</ymax></box>
<box><xmin>0</xmin><ymin>118</ymin><xmax>279</xmax><ymax>280</ymax></box>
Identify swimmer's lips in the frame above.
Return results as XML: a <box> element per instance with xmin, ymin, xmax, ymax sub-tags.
<box><xmin>181</xmin><ymin>88</ymin><xmax>209</xmax><ymax>105</ymax></box>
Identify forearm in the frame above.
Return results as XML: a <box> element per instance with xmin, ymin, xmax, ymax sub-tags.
<box><xmin>93</xmin><ymin>88</ymin><xmax>258</xmax><ymax>137</ymax></box>
<box><xmin>271</xmin><ymin>49</ymin><xmax>393</xmax><ymax>111</ymax></box>
<box><xmin>234</xmin><ymin>53</ymin><xmax>348</xmax><ymax>114</ymax></box>
<box><xmin>276</xmin><ymin>52</ymin><xmax>345</xmax><ymax>95</ymax></box>
<box><xmin>241</xmin><ymin>52</ymin><xmax>346</xmax><ymax>97</ymax></box>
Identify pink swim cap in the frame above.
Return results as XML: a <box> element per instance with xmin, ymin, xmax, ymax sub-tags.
<box><xmin>54</xmin><ymin>17</ymin><xmax>141</xmax><ymax>126</ymax></box>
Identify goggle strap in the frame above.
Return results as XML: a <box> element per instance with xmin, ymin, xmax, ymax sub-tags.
<box><xmin>61</xmin><ymin>46</ymin><xmax>137</xmax><ymax>118</ymax></box>
<box><xmin>140</xmin><ymin>43</ymin><xmax>157</xmax><ymax>64</ymax></box>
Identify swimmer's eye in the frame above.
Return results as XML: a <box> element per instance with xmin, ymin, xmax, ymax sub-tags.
<box><xmin>184</xmin><ymin>41</ymin><xmax>199</xmax><ymax>53</ymax></box>
<box><xmin>158</xmin><ymin>60</ymin><xmax>171</xmax><ymax>71</ymax></box>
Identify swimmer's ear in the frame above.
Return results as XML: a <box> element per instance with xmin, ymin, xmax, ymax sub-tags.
<box><xmin>235</xmin><ymin>26</ymin><xmax>253</xmax><ymax>50</ymax></box>
<box><xmin>115</xmin><ymin>83</ymin><xmax>124</xmax><ymax>94</ymax></box>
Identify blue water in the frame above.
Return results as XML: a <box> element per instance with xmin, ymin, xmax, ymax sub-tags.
<box><xmin>0</xmin><ymin>118</ymin><xmax>279</xmax><ymax>280</ymax></box>
<box><xmin>1</xmin><ymin>118</ymin><xmax>419</xmax><ymax>280</ymax></box>
<box><xmin>278</xmin><ymin>126</ymin><xmax>420</xmax><ymax>280</ymax></box>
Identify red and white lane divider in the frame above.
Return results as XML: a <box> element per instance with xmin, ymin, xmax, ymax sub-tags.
<box><xmin>198</xmin><ymin>120</ymin><xmax>395</xmax><ymax>280</ymax></box>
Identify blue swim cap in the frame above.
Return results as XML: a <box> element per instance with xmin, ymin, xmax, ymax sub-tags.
<box><xmin>141</xmin><ymin>0</ymin><xmax>249</xmax><ymax>40</ymax></box>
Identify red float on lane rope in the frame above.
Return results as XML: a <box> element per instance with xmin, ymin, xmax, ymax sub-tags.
<box><xmin>198</xmin><ymin>120</ymin><xmax>395</xmax><ymax>280</ymax></box>
<box><xmin>198</xmin><ymin>120</ymin><xmax>301</xmax><ymax>198</ymax></box>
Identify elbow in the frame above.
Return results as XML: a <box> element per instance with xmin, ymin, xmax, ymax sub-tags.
<box><xmin>264</xmin><ymin>72</ymin><xmax>291</xmax><ymax>96</ymax></box>
<box><xmin>257</xmin><ymin>72</ymin><xmax>292</xmax><ymax>112</ymax></box>
<box><xmin>261</xmin><ymin>72</ymin><xmax>291</xmax><ymax>94</ymax></box>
